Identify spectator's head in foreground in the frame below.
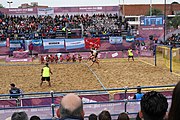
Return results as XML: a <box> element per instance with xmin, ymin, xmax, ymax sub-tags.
<box><xmin>88</xmin><ymin>113</ymin><xmax>97</xmax><ymax>120</ymax></box>
<box><xmin>60</xmin><ymin>93</ymin><xmax>84</xmax><ymax>119</ymax></box>
<box><xmin>168</xmin><ymin>81</ymin><xmax>180</xmax><ymax>120</ymax></box>
<box><xmin>30</xmin><ymin>115</ymin><xmax>40</xmax><ymax>120</ymax></box>
<box><xmin>99</xmin><ymin>110</ymin><xmax>111</xmax><ymax>120</ymax></box>
<box><xmin>139</xmin><ymin>91</ymin><xmax>168</xmax><ymax>120</ymax></box>
<box><xmin>117</xmin><ymin>112</ymin><xmax>129</xmax><ymax>120</ymax></box>
<box><xmin>11</xmin><ymin>111</ymin><xmax>28</xmax><ymax>120</ymax></box>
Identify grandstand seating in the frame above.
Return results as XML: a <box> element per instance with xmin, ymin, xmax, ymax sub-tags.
<box><xmin>0</xmin><ymin>14</ymin><xmax>125</xmax><ymax>41</ymax></box>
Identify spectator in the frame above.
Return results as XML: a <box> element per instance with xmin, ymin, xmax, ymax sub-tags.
<box><xmin>11</xmin><ymin>111</ymin><xmax>28</xmax><ymax>120</ymax></box>
<box><xmin>30</xmin><ymin>115</ymin><xmax>41</xmax><ymax>120</ymax></box>
<box><xmin>28</xmin><ymin>42</ymin><xmax>33</xmax><ymax>57</ymax></box>
<box><xmin>168</xmin><ymin>81</ymin><xmax>180</xmax><ymax>120</ymax></box>
<box><xmin>133</xmin><ymin>86</ymin><xmax>144</xmax><ymax>100</ymax></box>
<box><xmin>59</xmin><ymin>93</ymin><xmax>84</xmax><ymax>120</ymax></box>
<box><xmin>139</xmin><ymin>91</ymin><xmax>168</xmax><ymax>120</ymax></box>
<box><xmin>9</xmin><ymin>83</ymin><xmax>21</xmax><ymax>99</ymax></box>
<box><xmin>99</xmin><ymin>110</ymin><xmax>111</xmax><ymax>120</ymax></box>
<box><xmin>117</xmin><ymin>112</ymin><xmax>129</xmax><ymax>120</ymax></box>
<box><xmin>89</xmin><ymin>113</ymin><xmax>97</xmax><ymax>120</ymax></box>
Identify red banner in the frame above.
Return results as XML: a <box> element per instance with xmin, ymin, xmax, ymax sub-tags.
<box><xmin>84</xmin><ymin>38</ymin><xmax>100</xmax><ymax>49</ymax></box>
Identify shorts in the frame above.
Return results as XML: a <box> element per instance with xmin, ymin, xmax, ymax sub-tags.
<box><xmin>128</xmin><ymin>56</ymin><xmax>134</xmax><ymax>58</ymax></box>
<box><xmin>41</xmin><ymin>77</ymin><xmax>50</xmax><ymax>81</ymax></box>
<box><xmin>92</xmin><ymin>57</ymin><xmax>97</xmax><ymax>62</ymax></box>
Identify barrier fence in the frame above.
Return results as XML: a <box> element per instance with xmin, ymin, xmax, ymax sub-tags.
<box><xmin>0</xmin><ymin>85</ymin><xmax>175</xmax><ymax>120</ymax></box>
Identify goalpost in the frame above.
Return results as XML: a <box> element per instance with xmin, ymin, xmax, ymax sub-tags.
<box><xmin>155</xmin><ymin>45</ymin><xmax>180</xmax><ymax>74</ymax></box>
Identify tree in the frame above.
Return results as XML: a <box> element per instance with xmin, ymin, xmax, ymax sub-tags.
<box><xmin>0</xmin><ymin>4</ymin><xmax>4</xmax><ymax>8</ymax></box>
<box><xmin>146</xmin><ymin>8</ymin><xmax>163</xmax><ymax>16</ymax></box>
<box><xmin>169</xmin><ymin>15</ymin><xmax>180</xmax><ymax>29</ymax></box>
<box><xmin>171</xmin><ymin>1</ymin><xmax>179</xmax><ymax>4</ymax></box>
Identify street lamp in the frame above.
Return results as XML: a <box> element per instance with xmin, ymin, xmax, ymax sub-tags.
<box><xmin>164</xmin><ymin>0</ymin><xmax>166</xmax><ymax>42</ymax></box>
<box><xmin>150</xmin><ymin>0</ymin><xmax>152</xmax><ymax>16</ymax></box>
<box><xmin>7</xmin><ymin>1</ymin><xmax>13</xmax><ymax>8</ymax></box>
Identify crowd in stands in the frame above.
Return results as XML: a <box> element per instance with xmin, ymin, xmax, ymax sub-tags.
<box><xmin>164</xmin><ymin>33</ymin><xmax>180</xmax><ymax>47</ymax></box>
<box><xmin>7</xmin><ymin>81</ymin><xmax>180</xmax><ymax>120</ymax></box>
<box><xmin>0</xmin><ymin>14</ymin><xmax>126</xmax><ymax>41</ymax></box>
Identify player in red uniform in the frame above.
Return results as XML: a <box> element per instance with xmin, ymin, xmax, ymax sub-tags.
<box><xmin>40</xmin><ymin>56</ymin><xmax>45</xmax><ymax>64</ymax></box>
<box><xmin>60</xmin><ymin>55</ymin><xmax>64</xmax><ymax>62</ymax></box>
<box><xmin>50</xmin><ymin>55</ymin><xmax>54</xmax><ymax>63</ymax></box>
<box><xmin>54</xmin><ymin>55</ymin><xmax>59</xmax><ymax>63</ymax></box>
<box><xmin>66</xmin><ymin>54</ymin><xmax>71</xmax><ymax>62</ymax></box>
<box><xmin>78</xmin><ymin>54</ymin><xmax>82</xmax><ymax>63</ymax></box>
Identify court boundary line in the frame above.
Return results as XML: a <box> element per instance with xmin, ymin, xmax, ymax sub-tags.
<box><xmin>84</xmin><ymin>63</ymin><xmax>107</xmax><ymax>92</ymax></box>
<box><xmin>138</xmin><ymin>59</ymin><xmax>180</xmax><ymax>77</ymax></box>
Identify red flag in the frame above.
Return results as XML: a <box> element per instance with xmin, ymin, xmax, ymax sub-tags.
<box><xmin>84</xmin><ymin>38</ymin><xmax>100</xmax><ymax>49</ymax></box>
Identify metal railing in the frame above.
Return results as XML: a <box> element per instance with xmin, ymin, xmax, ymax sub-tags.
<box><xmin>0</xmin><ymin>85</ymin><xmax>175</xmax><ymax>120</ymax></box>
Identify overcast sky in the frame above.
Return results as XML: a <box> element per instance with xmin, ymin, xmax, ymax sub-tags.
<box><xmin>1</xmin><ymin>0</ymin><xmax>180</xmax><ymax>8</ymax></box>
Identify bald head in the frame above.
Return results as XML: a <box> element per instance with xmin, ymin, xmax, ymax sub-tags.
<box><xmin>60</xmin><ymin>93</ymin><xmax>84</xmax><ymax>118</ymax></box>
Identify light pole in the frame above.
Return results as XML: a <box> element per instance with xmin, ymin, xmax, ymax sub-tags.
<box><xmin>123</xmin><ymin>0</ymin><xmax>125</xmax><ymax>16</ymax></box>
<box><xmin>150</xmin><ymin>0</ymin><xmax>152</xmax><ymax>16</ymax></box>
<box><xmin>164</xmin><ymin>0</ymin><xmax>166</xmax><ymax>42</ymax></box>
<box><xmin>7</xmin><ymin>1</ymin><xmax>13</xmax><ymax>8</ymax></box>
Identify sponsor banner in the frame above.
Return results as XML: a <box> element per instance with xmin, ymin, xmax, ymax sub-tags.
<box><xmin>13</xmin><ymin>51</ymin><xmax>29</xmax><ymax>59</ymax></box>
<box><xmin>0</xmin><ymin>107</ymin><xmax>52</xmax><ymax>120</ymax></box>
<box><xmin>5</xmin><ymin>57</ymin><xmax>33</xmax><ymax>62</ymax></box>
<box><xmin>109</xmin><ymin>36</ymin><xmax>123</xmax><ymax>44</ymax></box>
<box><xmin>126</xmin><ymin>36</ymin><xmax>135</xmax><ymax>42</ymax></box>
<box><xmin>32</xmin><ymin>39</ymin><xmax>43</xmax><ymax>46</ymax></box>
<box><xmin>10</xmin><ymin>40</ymin><xmax>23</xmax><ymax>48</ymax></box>
<box><xmin>43</xmin><ymin>39</ymin><xmax>65</xmax><ymax>49</ymax></box>
<box><xmin>65</xmin><ymin>38</ymin><xmax>85</xmax><ymax>50</ymax></box>
<box><xmin>84</xmin><ymin>38</ymin><xmax>100</xmax><ymax>49</ymax></box>
<box><xmin>0</xmin><ymin>41</ymin><xmax>6</xmax><ymax>47</ymax></box>
<box><xmin>0</xmin><ymin>100</ymin><xmax>17</xmax><ymax>108</ymax></box>
<box><xmin>38</xmin><ymin>8</ymin><xmax>54</xmax><ymax>16</ymax></box>
<box><xmin>140</xmin><ymin>50</ymin><xmax>153</xmax><ymax>57</ymax></box>
<box><xmin>139</xmin><ymin>26</ymin><xmax>164</xmax><ymax>41</ymax></box>
<box><xmin>8</xmin><ymin>8</ymin><xmax>37</xmax><ymax>14</ymax></box>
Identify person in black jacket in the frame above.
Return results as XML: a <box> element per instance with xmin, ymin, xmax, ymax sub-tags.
<box><xmin>9</xmin><ymin>83</ymin><xmax>21</xmax><ymax>99</ymax></box>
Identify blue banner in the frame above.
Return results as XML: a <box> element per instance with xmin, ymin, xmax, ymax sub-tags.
<box><xmin>65</xmin><ymin>38</ymin><xmax>85</xmax><ymax>50</ymax></box>
<box><xmin>43</xmin><ymin>39</ymin><xmax>65</xmax><ymax>49</ymax></box>
<box><xmin>109</xmin><ymin>37</ymin><xmax>123</xmax><ymax>44</ymax></box>
<box><xmin>126</xmin><ymin>36</ymin><xmax>135</xmax><ymax>42</ymax></box>
<box><xmin>10</xmin><ymin>40</ymin><xmax>23</xmax><ymax>48</ymax></box>
<box><xmin>32</xmin><ymin>39</ymin><xmax>43</xmax><ymax>46</ymax></box>
<box><xmin>0</xmin><ymin>41</ymin><xmax>6</xmax><ymax>47</ymax></box>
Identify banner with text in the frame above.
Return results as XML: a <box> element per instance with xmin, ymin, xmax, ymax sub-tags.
<box><xmin>109</xmin><ymin>36</ymin><xmax>123</xmax><ymax>44</ymax></box>
<box><xmin>65</xmin><ymin>38</ymin><xmax>85</xmax><ymax>50</ymax></box>
<box><xmin>38</xmin><ymin>8</ymin><xmax>54</xmax><ymax>16</ymax></box>
<box><xmin>84</xmin><ymin>38</ymin><xmax>100</xmax><ymax>49</ymax></box>
<box><xmin>43</xmin><ymin>39</ymin><xmax>65</xmax><ymax>49</ymax></box>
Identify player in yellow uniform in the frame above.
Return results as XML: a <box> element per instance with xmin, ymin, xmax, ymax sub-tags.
<box><xmin>40</xmin><ymin>63</ymin><xmax>53</xmax><ymax>87</ymax></box>
<box><xmin>128</xmin><ymin>48</ymin><xmax>134</xmax><ymax>61</ymax></box>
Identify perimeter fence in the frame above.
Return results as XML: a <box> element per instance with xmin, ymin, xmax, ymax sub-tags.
<box><xmin>0</xmin><ymin>85</ymin><xmax>175</xmax><ymax>120</ymax></box>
